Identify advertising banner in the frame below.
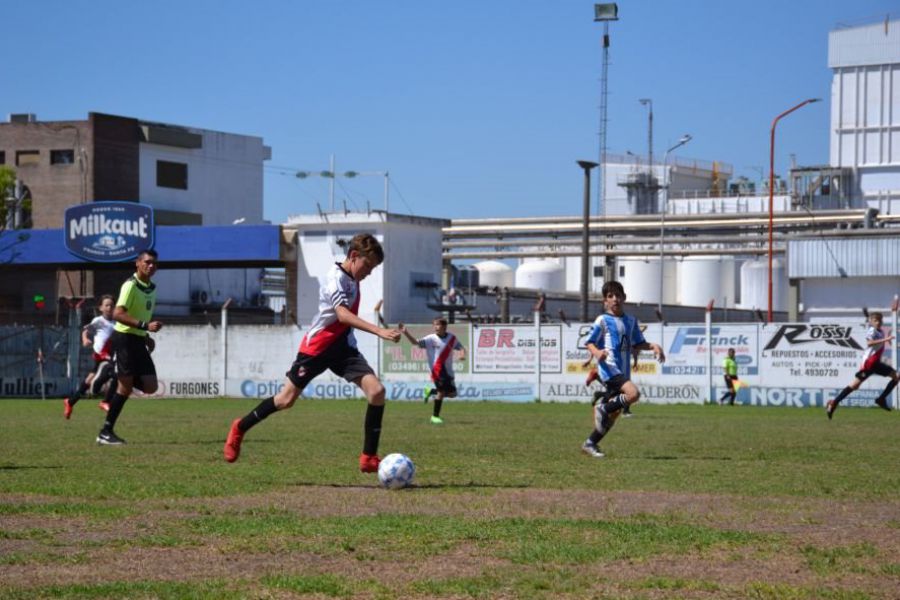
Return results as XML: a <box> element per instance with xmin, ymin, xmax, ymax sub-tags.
<box><xmin>758</xmin><ymin>322</ymin><xmax>869</xmax><ymax>391</ymax></box>
<box><xmin>382</xmin><ymin>324</ymin><xmax>470</xmax><ymax>375</ymax></box>
<box><xmin>472</xmin><ymin>325</ymin><xmax>561</xmax><ymax>373</ymax></box>
<box><xmin>64</xmin><ymin>201</ymin><xmax>154</xmax><ymax>262</ymax></box>
<box><xmin>384</xmin><ymin>381</ymin><xmax>535</xmax><ymax>403</ymax></box>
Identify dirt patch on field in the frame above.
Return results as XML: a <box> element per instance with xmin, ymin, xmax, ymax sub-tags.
<box><xmin>2</xmin><ymin>489</ymin><xmax>899</xmax><ymax>598</ymax></box>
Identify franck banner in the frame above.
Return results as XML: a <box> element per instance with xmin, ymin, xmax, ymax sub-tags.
<box><xmin>64</xmin><ymin>201</ymin><xmax>154</xmax><ymax>262</ymax></box>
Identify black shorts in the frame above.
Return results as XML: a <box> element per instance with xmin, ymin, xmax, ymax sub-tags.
<box><xmin>111</xmin><ymin>331</ymin><xmax>156</xmax><ymax>379</ymax></box>
<box><xmin>89</xmin><ymin>357</ymin><xmax>110</xmax><ymax>375</ymax></box>
<box><xmin>855</xmin><ymin>362</ymin><xmax>895</xmax><ymax>382</ymax></box>
<box><xmin>723</xmin><ymin>374</ymin><xmax>738</xmax><ymax>390</ymax></box>
<box><xmin>286</xmin><ymin>341</ymin><xmax>375</xmax><ymax>389</ymax></box>
<box><xmin>598</xmin><ymin>374</ymin><xmax>628</xmax><ymax>403</ymax></box>
<box><xmin>432</xmin><ymin>372</ymin><xmax>457</xmax><ymax>397</ymax></box>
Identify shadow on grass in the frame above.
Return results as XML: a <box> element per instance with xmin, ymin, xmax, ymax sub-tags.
<box><xmin>287</xmin><ymin>481</ymin><xmax>530</xmax><ymax>490</ymax></box>
<box><xmin>0</xmin><ymin>464</ymin><xmax>64</xmax><ymax>470</ymax></box>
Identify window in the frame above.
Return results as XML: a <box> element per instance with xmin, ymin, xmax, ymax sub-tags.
<box><xmin>156</xmin><ymin>160</ymin><xmax>188</xmax><ymax>190</ymax></box>
<box><xmin>16</xmin><ymin>150</ymin><xmax>40</xmax><ymax>166</ymax></box>
<box><xmin>50</xmin><ymin>149</ymin><xmax>75</xmax><ymax>165</ymax></box>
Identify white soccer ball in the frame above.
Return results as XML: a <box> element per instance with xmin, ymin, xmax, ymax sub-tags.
<box><xmin>377</xmin><ymin>453</ymin><xmax>416</xmax><ymax>489</ymax></box>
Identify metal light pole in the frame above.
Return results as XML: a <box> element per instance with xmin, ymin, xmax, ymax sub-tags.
<box><xmin>296</xmin><ymin>156</ymin><xmax>390</xmax><ymax>212</ymax></box>
<box><xmin>578</xmin><ymin>160</ymin><xmax>599</xmax><ymax>322</ymax></box>
<box><xmin>593</xmin><ymin>3</ymin><xmax>619</xmax><ymax>218</ymax></box>
<box><xmin>767</xmin><ymin>98</ymin><xmax>820</xmax><ymax>322</ymax></box>
<box><xmin>639</xmin><ymin>98</ymin><xmax>653</xmax><ymax>192</ymax></box>
<box><xmin>658</xmin><ymin>134</ymin><xmax>692</xmax><ymax>316</ymax></box>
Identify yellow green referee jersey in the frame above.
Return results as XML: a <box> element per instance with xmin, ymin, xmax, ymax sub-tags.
<box><xmin>113</xmin><ymin>276</ymin><xmax>156</xmax><ymax>337</ymax></box>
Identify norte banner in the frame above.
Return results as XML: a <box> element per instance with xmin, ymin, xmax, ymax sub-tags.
<box><xmin>472</xmin><ymin>325</ymin><xmax>561</xmax><ymax>374</ymax></box>
<box><xmin>381</xmin><ymin>324</ymin><xmax>470</xmax><ymax>375</ymax></box>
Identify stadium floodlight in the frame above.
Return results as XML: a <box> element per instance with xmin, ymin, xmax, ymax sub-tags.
<box><xmin>593</xmin><ymin>3</ymin><xmax>619</xmax><ymax>21</ymax></box>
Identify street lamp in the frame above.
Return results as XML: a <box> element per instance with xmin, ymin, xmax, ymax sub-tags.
<box><xmin>577</xmin><ymin>160</ymin><xmax>599</xmax><ymax>322</ymax></box>
<box><xmin>658</xmin><ymin>134</ymin><xmax>692</xmax><ymax>317</ymax></box>
<box><xmin>767</xmin><ymin>98</ymin><xmax>820</xmax><ymax>323</ymax></box>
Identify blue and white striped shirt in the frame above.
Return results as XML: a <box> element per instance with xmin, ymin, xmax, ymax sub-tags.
<box><xmin>585</xmin><ymin>313</ymin><xmax>646</xmax><ymax>382</ymax></box>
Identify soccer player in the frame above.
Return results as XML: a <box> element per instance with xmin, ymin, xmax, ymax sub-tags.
<box><xmin>719</xmin><ymin>347</ymin><xmax>739</xmax><ymax>406</ymax></box>
<box><xmin>64</xmin><ymin>294</ymin><xmax>116</xmax><ymax>419</ymax></box>
<box><xmin>96</xmin><ymin>249</ymin><xmax>163</xmax><ymax>445</ymax></box>
<box><xmin>581</xmin><ymin>280</ymin><xmax>665</xmax><ymax>458</ymax></box>
<box><xmin>826</xmin><ymin>311</ymin><xmax>897</xmax><ymax>419</ymax></box>
<box><xmin>399</xmin><ymin>317</ymin><xmax>466</xmax><ymax>424</ymax></box>
<box><xmin>223</xmin><ymin>233</ymin><xmax>402</xmax><ymax>472</ymax></box>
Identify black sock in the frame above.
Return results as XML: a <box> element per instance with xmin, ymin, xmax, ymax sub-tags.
<box><xmin>238</xmin><ymin>397</ymin><xmax>277</xmax><ymax>432</ymax></box>
<box><xmin>104</xmin><ymin>380</ymin><xmax>117</xmax><ymax>403</ymax></box>
<box><xmin>102</xmin><ymin>393</ymin><xmax>128</xmax><ymax>432</ymax></box>
<box><xmin>604</xmin><ymin>395</ymin><xmax>627</xmax><ymax>414</ymax></box>
<box><xmin>588</xmin><ymin>429</ymin><xmax>604</xmax><ymax>445</ymax></box>
<box><xmin>70</xmin><ymin>381</ymin><xmax>90</xmax><ymax>403</ymax></box>
<box><xmin>833</xmin><ymin>386</ymin><xmax>853</xmax><ymax>406</ymax></box>
<box><xmin>433</xmin><ymin>398</ymin><xmax>443</xmax><ymax>417</ymax></box>
<box><xmin>363</xmin><ymin>404</ymin><xmax>385</xmax><ymax>456</ymax></box>
<box><xmin>877</xmin><ymin>379</ymin><xmax>898</xmax><ymax>402</ymax></box>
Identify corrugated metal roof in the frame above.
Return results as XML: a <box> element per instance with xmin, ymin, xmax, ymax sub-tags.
<box><xmin>829</xmin><ymin>19</ymin><xmax>900</xmax><ymax>67</ymax></box>
<box><xmin>788</xmin><ymin>237</ymin><xmax>900</xmax><ymax>278</ymax></box>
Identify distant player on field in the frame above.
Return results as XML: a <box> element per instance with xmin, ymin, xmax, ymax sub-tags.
<box><xmin>223</xmin><ymin>233</ymin><xmax>402</xmax><ymax>473</ymax></box>
<box><xmin>399</xmin><ymin>317</ymin><xmax>466</xmax><ymax>424</ymax></box>
<box><xmin>64</xmin><ymin>295</ymin><xmax>116</xmax><ymax>419</ymax></box>
<box><xmin>826</xmin><ymin>311</ymin><xmax>897</xmax><ymax>419</ymax></box>
<box><xmin>581</xmin><ymin>281</ymin><xmax>665</xmax><ymax>458</ymax></box>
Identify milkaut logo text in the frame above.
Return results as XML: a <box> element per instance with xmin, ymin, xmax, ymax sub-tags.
<box><xmin>64</xmin><ymin>202</ymin><xmax>154</xmax><ymax>262</ymax></box>
<box><xmin>763</xmin><ymin>324</ymin><xmax>862</xmax><ymax>350</ymax></box>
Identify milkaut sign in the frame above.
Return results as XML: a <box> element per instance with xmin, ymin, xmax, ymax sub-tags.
<box><xmin>64</xmin><ymin>201</ymin><xmax>154</xmax><ymax>262</ymax></box>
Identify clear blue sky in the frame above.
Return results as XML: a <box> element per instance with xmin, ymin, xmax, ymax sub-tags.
<box><xmin>3</xmin><ymin>1</ymin><xmax>896</xmax><ymax>223</ymax></box>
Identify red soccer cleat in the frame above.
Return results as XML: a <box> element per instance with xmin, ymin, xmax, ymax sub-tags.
<box><xmin>98</xmin><ymin>401</ymin><xmax>110</xmax><ymax>413</ymax></box>
<box><xmin>224</xmin><ymin>419</ymin><xmax>244</xmax><ymax>463</ymax></box>
<box><xmin>63</xmin><ymin>397</ymin><xmax>73</xmax><ymax>420</ymax></box>
<box><xmin>359</xmin><ymin>453</ymin><xmax>380</xmax><ymax>473</ymax></box>
<box><xmin>585</xmin><ymin>368</ymin><xmax>599</xmax><ymax>387</ymax></box>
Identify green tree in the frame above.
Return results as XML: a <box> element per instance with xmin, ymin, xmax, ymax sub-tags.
<box><xmin>0</xmin><ymin>166</ymin><xmax>31</xmax><ymax>231</ymax></box>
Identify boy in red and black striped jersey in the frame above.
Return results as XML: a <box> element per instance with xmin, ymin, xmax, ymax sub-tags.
<box><xmin>826</xmin><ymin>312</ymin><xmax>897</xmax><ymax>419</ymax></box>
<box><xmin>223</xmin><ymin>233</ymin><xmax>402</xmax><ymax>472</ymax></box>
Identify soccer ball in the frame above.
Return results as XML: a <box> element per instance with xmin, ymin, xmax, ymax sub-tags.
<box><xmin>377</xmin><ymin>453</ymin><xmax>415</xmax><ymax>489</ymax></box>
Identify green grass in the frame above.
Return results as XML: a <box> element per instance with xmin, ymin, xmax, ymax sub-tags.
<box><xmin>1</xmin><ymin>398</ymin><xmax>898</xmax><ymax>599</ymax></box>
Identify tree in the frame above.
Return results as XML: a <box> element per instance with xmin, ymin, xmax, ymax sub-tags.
<box><xmin>0</xmin><ymin>166</ymin><xmax>32</xmax><ymax>232</ymax></box>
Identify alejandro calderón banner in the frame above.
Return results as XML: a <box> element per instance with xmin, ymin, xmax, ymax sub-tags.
<box><xmin>64</xmin><ymin>201</ymin><xmax>154</xmax><ymax>262</ymax></box>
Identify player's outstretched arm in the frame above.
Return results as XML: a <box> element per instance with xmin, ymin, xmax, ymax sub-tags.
<box><xmin>336</xmin><ymin>305</ymin><xmax>401</xmax><ymax>343</ymax></box>
<box><xmin>397</xmin><ymin>323</ymin><xmax>419</xmax><ymax>345</ymax></box>
<box><xmin>586</xmin><ymin>342</ymin><xmax>608</xmax><ymax>363</ymax></box>
<box><xmin>635</xmin><ymin>342</ymin><xmax>665</xmax><ymax>363</ymax></box>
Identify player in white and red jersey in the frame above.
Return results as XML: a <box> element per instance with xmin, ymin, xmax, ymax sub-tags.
<box><xmin>399</xmin><ymin>317</ymin><xmax>466</xmax><ymax>424</ymax></box>
<box><xmin>223</xmin><ymin>233</ymin><xmax>401</xmax><ymax>472</ymax></box>
<box><xmin>826</xmin><ymin>311</ymin><xmax>897</xmax><ymax>419</ymax></box>
<box><xmin>63</xmin><ymin>295</ymin><xmax>117</xmax><ymax>419</ymax></box>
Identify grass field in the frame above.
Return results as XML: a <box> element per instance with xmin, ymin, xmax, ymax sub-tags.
<box><xmin>1</xmin><ymin>397</ymin><xmax>898</xmax><ymax>599</ymax></box>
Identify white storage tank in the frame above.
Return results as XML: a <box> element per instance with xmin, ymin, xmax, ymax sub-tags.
<box><xmin>473</xmin><ymin>260</ymin><xmax>514</xmax><ymax>289</ymax></box>
<box><xmin>617</xmin><ymin>257</ymin><xmax>661</xmax><ymax>304</ymax></box>
<box><xmin>739</xmin><ymin>258</ymin><xmax>787</xmax><ymax>311</ymax></box>
<box><xmin>515</xmin><ymin>259</ymin><xmax>565</xmax><ymax>291</ymax></box>
<box><xmin>677</xmin><ymin>256</ymin><xmax>738</xmax><ymax>308</ymax></box>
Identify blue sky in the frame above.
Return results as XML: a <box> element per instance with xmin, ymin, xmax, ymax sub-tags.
<box><xmin>3</xmin><ymin>1</ymin><xmax>896</xmax><ymax>223</ymax></box>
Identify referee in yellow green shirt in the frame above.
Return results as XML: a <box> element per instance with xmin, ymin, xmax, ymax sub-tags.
<box><xmin>719</xmin><ymin>347</ymin><xmax>739</xmax><ymax>406</ymax></box>
<box><xmin>97</xmin><ymin>249</ymin><xmax>163</xmax><ymax>445</ymax></box>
